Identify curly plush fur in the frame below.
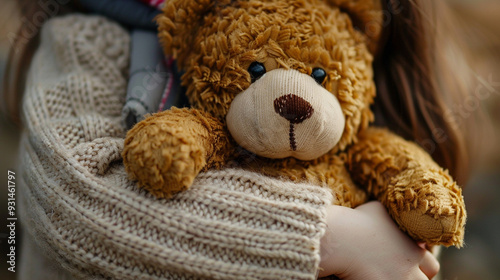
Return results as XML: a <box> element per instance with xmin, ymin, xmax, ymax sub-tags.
<box><xmin>122</xmin><ymin>0</ymin><xmax>465</xmax><ymax>247</ymax></box>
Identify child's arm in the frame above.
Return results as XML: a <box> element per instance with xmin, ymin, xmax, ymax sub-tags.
<box><xmin>318</xmin><ymin>201</ymin><xmax>440</xmax><ymax>279</ymax></box>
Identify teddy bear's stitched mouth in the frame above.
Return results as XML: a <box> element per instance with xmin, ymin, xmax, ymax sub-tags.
<box><xmin>274</xmin><ymin>94</ymin><xmax>314</xmax><ymax>150</ymax></box>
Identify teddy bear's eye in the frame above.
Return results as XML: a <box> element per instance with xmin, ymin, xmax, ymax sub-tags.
<box><xmin>248</xmin><ymin>62</ymin><xmax>266</xmax><ymax>83</ymax></box>
<box><xmin>311</xmin><ymin>68</ymin><xmax>327</xmax><ymax>85</ymax></box>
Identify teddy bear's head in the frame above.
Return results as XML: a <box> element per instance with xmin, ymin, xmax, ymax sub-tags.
<box><xmin>157</xmin><ymin>0</ymin><xmax>382</xmax><ymax>160</ymax></box>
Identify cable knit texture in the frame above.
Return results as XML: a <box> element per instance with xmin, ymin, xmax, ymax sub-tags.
<box><xmin>19</xmin><ymin>15</ymin><xmax>333</xmax><ymax>280</ymax></box>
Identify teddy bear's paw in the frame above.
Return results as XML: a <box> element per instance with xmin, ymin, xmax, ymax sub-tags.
<box><xmin>397</xmin><ymin>208</ymin><xmax>464</xmax><ymax>247</ymax></box>
<box><xmin>122</xmin><ymin>118</ymin><xmax>207</xmax><ymax>198</ymax></box>
<box><xmin>385</xmin><ymin>168</ymin><xmax>466</xmax><ymax>248</ymax></box>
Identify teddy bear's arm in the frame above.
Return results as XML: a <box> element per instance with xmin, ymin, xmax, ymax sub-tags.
<box><xmin>122</xmin><ymin>107</ymin><xmax>232</xmax><ymax>198</ymax></box>
<box><xmin>346</xmin><ymin>127</ymin><xmax>466</xmax><ymax>247</ymax></box>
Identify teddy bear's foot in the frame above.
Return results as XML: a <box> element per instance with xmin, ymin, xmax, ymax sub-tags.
<box><xmin>397</xmin><ymin>208</ymin><xmax>463</xmax><ymax>247</ymax></box>
<box><xmin>385</xmin><ymin>168</ymin><xmax>466</xmax><ymax>248</ymax></box>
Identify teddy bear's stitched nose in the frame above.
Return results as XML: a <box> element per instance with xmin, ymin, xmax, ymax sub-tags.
<box><xmin>274</xmin><ymin>94</ymin><xmax>315</xmax><ymax>151</ymax></box>
<box><xmin>274</xmin><ymin>94</ymin><xmax>314</xmax><ymax>124</ymax></box>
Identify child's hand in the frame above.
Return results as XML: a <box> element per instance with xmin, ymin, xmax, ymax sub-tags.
<box><xmin>318</xmin><ymin>201</ymin><xmax>440</xmax><ymax>279</ymax></box>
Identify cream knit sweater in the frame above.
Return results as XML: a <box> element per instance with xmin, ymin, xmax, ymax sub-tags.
<box><xmin>18</xmin><ymin>15</ymin><xmax>334</xmax><ymax>280</ymax></box>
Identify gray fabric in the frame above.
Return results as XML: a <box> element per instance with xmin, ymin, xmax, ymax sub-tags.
<box><xmin>122</xmin><ymin>29</ymin><xmax>168</xmax><ymax>128</ymax></box>
<box><xmin>79</xmin><ymin>0</ymin><xmax>186</xmax><ymax>129</ymax></box>
<box><xmin>79</xmin><ymin>0</ymin><xmax>160</xmax><ymax>30</ymax></box>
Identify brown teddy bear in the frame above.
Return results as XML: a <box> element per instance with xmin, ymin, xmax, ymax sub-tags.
<box><xmin>122</xmin><ymin>0</ymin><xmax>466</xmax><ymax>247</ymax></box>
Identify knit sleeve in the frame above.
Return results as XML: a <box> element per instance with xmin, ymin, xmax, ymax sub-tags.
<box><xmin>18</xmin><ymin>15</ymin><xmax>334</xmax><ymax>280</ymax></box>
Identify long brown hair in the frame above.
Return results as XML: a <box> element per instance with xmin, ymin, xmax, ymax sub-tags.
<box><xmin>373</xmin><ymin>0</ymin><xmax>480</xmax><ymax>184</ymax></box>
<box><xmin>2</xmin><ymin>0</ymin><xmax>478</xmax><ymax>183</ymax></box>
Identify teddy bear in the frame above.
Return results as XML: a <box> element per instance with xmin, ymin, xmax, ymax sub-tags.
<box><xmin>122</xmin><ymin>0</ymin><xmax>466</xmax><ymax>247</ymax></box>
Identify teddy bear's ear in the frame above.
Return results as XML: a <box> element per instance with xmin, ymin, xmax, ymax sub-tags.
<box><xmin>156</xmin><ymin>0</ymin><xmax>217</xmax><ymax>62</ymax></box>
<box><xmin>327</xmin><ymin>0</ymin><xmax>383</xmax><ymax>53</ymax></box>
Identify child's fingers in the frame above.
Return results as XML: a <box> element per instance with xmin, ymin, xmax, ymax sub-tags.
<box><xmin>419</xmin><ymin>249</ymin><xmax>440</xmax><ymax>279</ymax></box>
<box><xmin>417</xmin><ymin>242</ymin><xmax>427</xmax><ymax>249</ymax></box>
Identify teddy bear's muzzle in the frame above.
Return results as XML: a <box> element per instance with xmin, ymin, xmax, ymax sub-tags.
<box><xmin>226</xmin><ymin>69</ymin><xmax>345</xmax><ymax>161</ymax></box>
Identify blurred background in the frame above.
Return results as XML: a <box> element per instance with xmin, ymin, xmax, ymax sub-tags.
<box><xmin>0</xmin><ymin>0</ymin><xmax>499</xmax><ymax>279</ymax></box>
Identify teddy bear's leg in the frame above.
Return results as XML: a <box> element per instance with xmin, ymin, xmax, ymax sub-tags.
<box><xmin>122</xmin><ymin>107</ymin><xmax>232</xmax><ymax>198</ymax></box>
<box><xmin>310</xmin><ymin>156</ymin><xmax>369</xmax><ymax>208</ymax></box>
<box><xmin>346</xmin><ymin>127</ymin><xmax>466</xmax><ymax>247</ymax></box>
<box><xmin>243</xmin><ymin>155</ymin><xmax>368</xmax><ymax>208</ymax></box>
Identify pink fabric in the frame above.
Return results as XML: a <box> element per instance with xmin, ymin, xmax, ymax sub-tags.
<box><xmin>158</xmin><ymin>57</ymin><xmax>175</xmax><ymax>112</ymax></box>
<box><xmin>139</xmin><ymin>0</ymin><xmax>177</xmax><ymax>112</ymax></box>
<box><xmin>137</xmin><ymin>0</ymin><xmax>179</xmax><ymax>112</ymax></box>
<box><xmin>139</xmin><ymin>0</ymin><xmax>165</xmax><ymax>9</ymax></box>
